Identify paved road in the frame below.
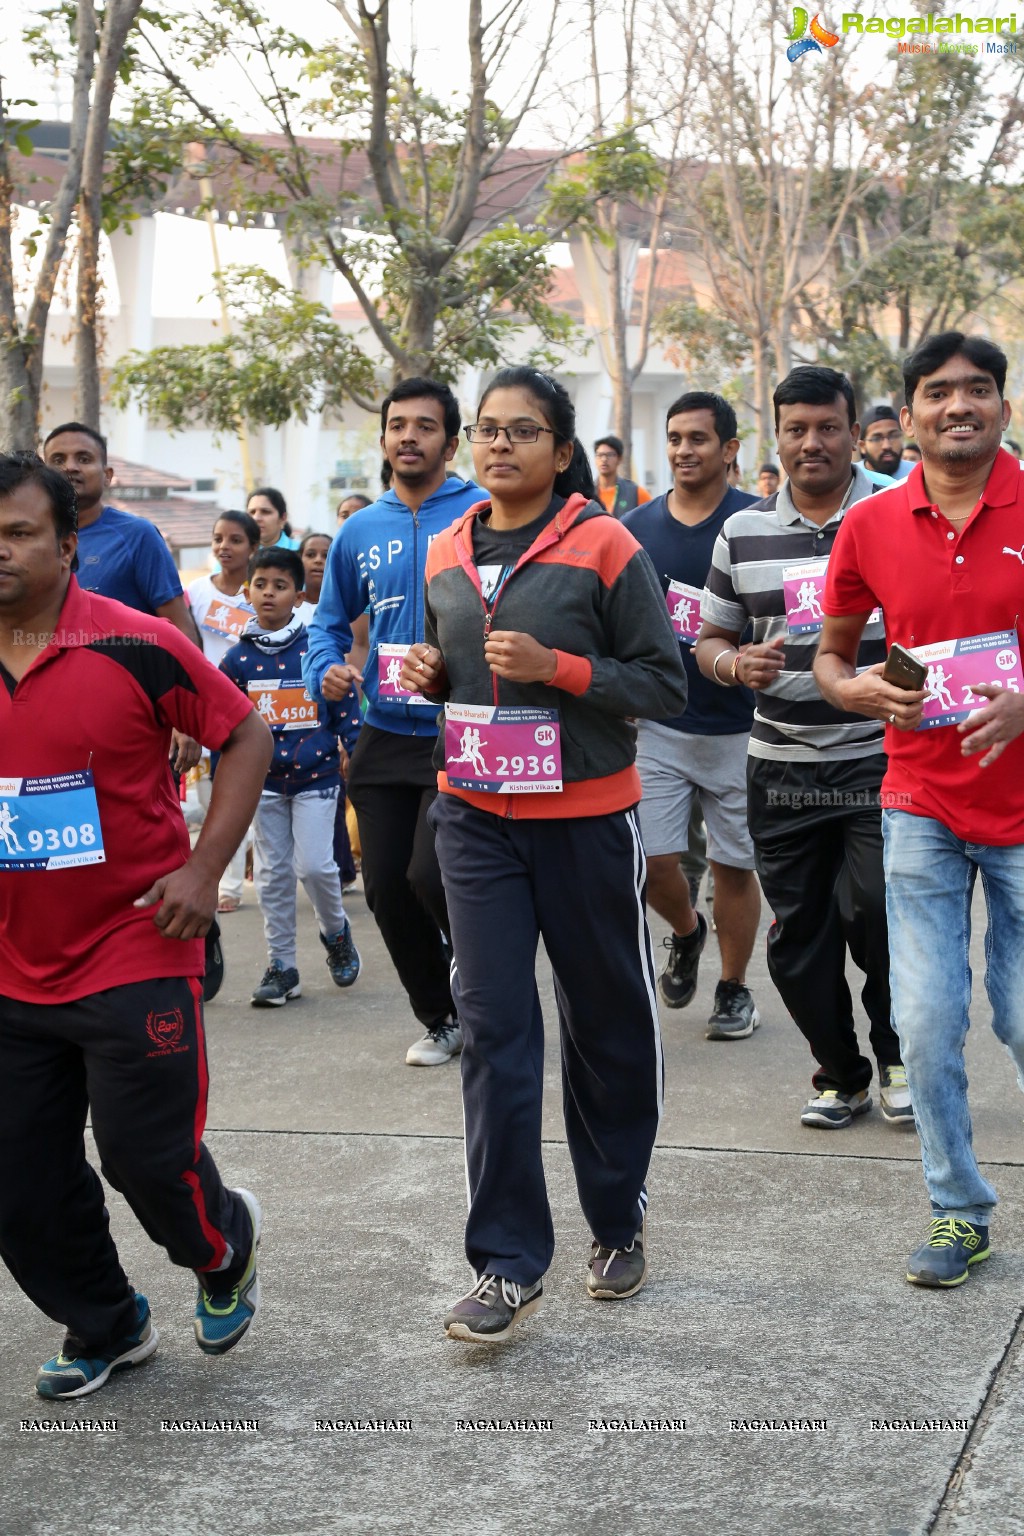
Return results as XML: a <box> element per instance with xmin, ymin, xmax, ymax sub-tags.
<box><xmin>4</xmin><ymin>876</ymin><xmax>1023</xmax><ymax>1535</ymax></box>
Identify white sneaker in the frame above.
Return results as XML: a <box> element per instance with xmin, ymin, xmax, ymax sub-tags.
<box><xmin>879</xmin><ymin>1064</ymin><xmax>915</xmax><ymax>1126</ymax></box>
<box><xmin>406</xmin><ymin>1020</ymin><xmax>463</xmax><ymax>1066</ymax></box>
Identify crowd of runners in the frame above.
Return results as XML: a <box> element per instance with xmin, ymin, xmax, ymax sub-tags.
<box><xmin>1</xmin><ymin>326</ymin><xmax>1023</xmax><ymax>1393</ymax></box>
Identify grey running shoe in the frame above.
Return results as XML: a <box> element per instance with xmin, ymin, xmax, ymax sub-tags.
<box><xmin>800</xmin><ymin>1088</ymin><xmax>872</xmax><ymax>1129</ymax></box>
<box><xmin>706</xmin><ymin>980</ymin><xmax>760</xmax><ymax>1041</ymax></box>
<box><xmin>444</xmin><ymin>1274</ymin><xmax>543</xmax><ymax>1342</ymax></box>
<box><xmin>879</xmin><ymin>1064</ymin><xmax>915</xmax><ymax>1127</ymax></box>
<box><xmin>406</xmin><ymin>1019</ymin><xmax>463</xmax><ymax>1066</ymax></box>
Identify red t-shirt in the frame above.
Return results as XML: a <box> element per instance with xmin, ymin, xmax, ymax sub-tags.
<box><xmin>824</xmin><ymin>447</ymin><xmax>1024</xmax><ymax>844</ymax></box>
<box><xmin>0</xmin><ymin>579</ymin><xmax>253</xmax><ymax>1002</ymax></box>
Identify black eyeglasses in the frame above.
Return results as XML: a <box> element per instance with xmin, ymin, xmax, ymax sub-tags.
<box><xmin>465</xmin><ymin>424</ymin><xmax>555</xmax><ymax>444</ymax></box>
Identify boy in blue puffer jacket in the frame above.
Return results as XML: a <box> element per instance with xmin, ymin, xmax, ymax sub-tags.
<box><xmin>221</xmin><ymin>548</ymin><xmax>361</xmax><ymax>1007</ymax></box>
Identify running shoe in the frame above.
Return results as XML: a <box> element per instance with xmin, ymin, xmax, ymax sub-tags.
<box><xmin>36</xmin><ymin>1294</ymin><xmax>158</xmax><ymax>1400</ymax></box>
<box><xmin>194</xmin><ymin>1189</ymin><xmax>262</xmax><ymax>1354</ymax></box>
<box><xmin>879</xmin><ymin>1064</ymin><xmax>915</xmax><ymax>1126</ymax></box>
<box><xmin>706</xmin><ymin>980</ymin><xmax>760</xmax><ymax>1041</ymax></box>
<box><xmin>321</xmin><ymin>922</ymin><xmax>361</xmax><ymax>988</ymax></box>
<box><xmin>906</xmin><ymin>1218</ymin><xmax>990</xmax><ymax>1288</ymax></box>
<box><xmin>250</xmin><ymin>964</ymin><xmax>301</xmax><ymax>1008</ymax></box>
<box><xmin>657</xmin><ymin>912</ymin><xmax>707</xmax><ymax>1009</ymax></box>
<box><xmin>444</xmin><ymin>1275</ymin><xmax>543</xmax><ymax>1342</ymax></box>
<box><xmin>406</xmin><ymin>1019</ymin><xmax>463</xmax><ymax>1066</ymax></box>
<box><xmin>800</xmin><ymin>1088</ymin><xmax>872</xmax><ymax>1129</ymax></box>
<box><xmin>588</xmin><ymin>1209</ymin><xmax>647</xmax><ymax>1300</ymax></box>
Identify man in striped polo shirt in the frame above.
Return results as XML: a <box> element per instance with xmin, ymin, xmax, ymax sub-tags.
<box><xmin>695</xmin><ymin>366</ymin><xmax>911</xmax><ymax>1131</ymax></box>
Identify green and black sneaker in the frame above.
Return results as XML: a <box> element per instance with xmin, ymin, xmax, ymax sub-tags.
<box><xmin>906</xmin><ymin>1218</ymin><xmax>990</xmax><ymax>1288</ymax></box>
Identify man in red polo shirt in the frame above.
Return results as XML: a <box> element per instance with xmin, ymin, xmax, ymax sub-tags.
<box><xmin>814</xmin><ymin>332</ymin><xmax>1024</xmax><ymax>1289</ymax></box>
<box><xmin>0</xmin><ymin>453</ymin><xmax>272</xmax><ymax>1397</ymax></box>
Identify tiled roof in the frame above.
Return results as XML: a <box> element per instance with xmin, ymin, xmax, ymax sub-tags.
<box><xmin>108</xmin><ymin>456</ymin><xmax>192</xmax><ymax>493</ymax></box>
<box><xmin>105</xmin><ymin>495</ymin><xmax>224</xmax><ymax>551</ymax></box>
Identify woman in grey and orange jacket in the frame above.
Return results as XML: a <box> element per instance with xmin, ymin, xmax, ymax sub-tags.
<box><xmin>401</xmin><ymin>367</ymin><xmax>687</xmax><ymax>1345</ymax></box>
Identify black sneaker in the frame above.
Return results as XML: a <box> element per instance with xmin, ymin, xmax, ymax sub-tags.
<box><xmin>250</xmin><ymin>964</ymin><xmax>301</xmax><ymax>1008</ymax></box>
<box><xmin>906</xmin><ymin>1218</ymin><xmax>991</xmax><ymax>1288</ymax></box>
<box><xmin>706</xmin><ymin>979</ymin><xmax>760</xmax><ymax>1041</ymax></box>
<box><xmin>320</xmin><ymin>922</ymin><xmax>361</xmax><ymax>988</ymax></box>
<box><xmin>587</xmin><ymin>1210</ymin><xmax>647</xmax><ymax>1300</ymax></box>
<box><xmin>444</xmin><ymin>1274</ymin><xmax>543</xmax><ymax>1342</ymax></box>
<box><xmin>657</xmin><ymin>912</ymin><xmax>707</xmax><ymax>1009</ymax></box>
<box><xmin>36</xmin><ymin>1294</ymin><xmax>158</xmax><ymax>1399</ymax></box>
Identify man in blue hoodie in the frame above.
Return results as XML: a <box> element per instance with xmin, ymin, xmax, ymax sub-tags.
<box><xmin>304</xmin><ymin>379</ymin><xmax>482</xmax><ymax>1066</ymax></box>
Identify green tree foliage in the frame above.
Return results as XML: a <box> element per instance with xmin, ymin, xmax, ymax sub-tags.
<box><xmin>109</xmin><ymin>266</ymin><xmax>376</xmax><ymax>430</ymax></box>
<box><xmin>108</xmin><ymin>0</ymin><xmax>592</xmax><ymax>436</ymax></box>
<box><xmin>808</xmin><ymin>47</ymin><xmax>1024</xmax><ymax>404</ymax></box>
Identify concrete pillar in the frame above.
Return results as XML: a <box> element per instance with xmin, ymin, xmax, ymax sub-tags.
<box><xmin>105</xmin><ymin>216</ymin><xmax>157</xmax><ymax>462</ymax></box>
<box><xmin>281</xmin><ymin>233</ymin><xmax>334</xmax><ymax>532</ymax></box>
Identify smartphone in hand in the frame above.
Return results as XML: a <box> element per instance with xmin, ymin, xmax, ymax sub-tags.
<box><xmin>882</xmin><ymin>643</ymin><xmax>927</xmax><ymax>691</ymax></box>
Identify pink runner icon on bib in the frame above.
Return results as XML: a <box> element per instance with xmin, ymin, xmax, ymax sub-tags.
<box><xmin>665</xmin><ymin>581</ymin><xmax>703</xmax><ymax>644</ymax></box>
<box><xmin>444</xmin><ymin>704</ymin><xmax>562</xmax><ymax>793</ymax></box>
<box><xmin>783</xmin><ymin>558</ymin><xmax>882</xmax><ymax>635</ymax></box>
<box><xmin>377</xmin><ymin>644</ymin><xmax>436</xmax><ymax>708</ymax></box>
<box><xmin>911</xmin><ymin>629</ymin><xmax>1024</xmax><ymax>729</ymax></box>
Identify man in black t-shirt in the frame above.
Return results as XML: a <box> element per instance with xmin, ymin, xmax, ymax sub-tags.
<box><xmin>624</xmin><ymin>392</ymin><xmax>761</xmax><ymax>1041</ymax></box>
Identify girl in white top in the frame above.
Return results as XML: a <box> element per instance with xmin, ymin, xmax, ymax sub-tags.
<box><xmin>295</xmin><ymin>531</ymin><xmax>332</xmax><ymax>626</ymax></box>
<box><xmin>187</xmin><ymin>510</ymin><xmax>260</xmax><ymax>910</ymax></box>
<box><xmin>188</xmin><ymin>511</ymin><xmax>260</xmax><ymax>667</ymax></box>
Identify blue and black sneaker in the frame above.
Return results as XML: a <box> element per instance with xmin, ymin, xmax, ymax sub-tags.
<box><xmin>250</xmin><ymin>964</ymin><xmax>301</xmax><ymax>1007</ymax></box>
<box><xmin>321</xmin><ymin>922</ymin><xmax>361</xmax><ymax>988</ymax></box>
<box><xmin>194</xmin><ymin>1188</ymin><xmax>262</xmax><ymax>1354</ymax></box>
<box><xmin>36</xmin><ymin>1293</ymin><xmax>158</xmax><ymax>1399</ymax></box>
<box><xmin>906</xmin><ymin>1218</ymin><xmax>990</xmax><ymax>1288</ymax></box>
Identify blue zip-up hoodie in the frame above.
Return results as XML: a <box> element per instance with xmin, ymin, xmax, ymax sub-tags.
<box><xmin>303</xmin><ymin>476</ymin><xmax>483</xmax><ymax>737</ymax></box>
<box><xmin>221</xmin><ymin>617</ymin><xmax>360</xmax><ymax>796</ymax></box>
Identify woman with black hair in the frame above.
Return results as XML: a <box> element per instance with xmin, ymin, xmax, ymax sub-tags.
<box><xmin>401</xmin><ymin>367</ymin><xmax>687</xmax><ymax>1343</ymax></box>
<box><xmin>246</xmin><ymin>487</ymin><xmax>299</xmax><ymax>550</ymax></box>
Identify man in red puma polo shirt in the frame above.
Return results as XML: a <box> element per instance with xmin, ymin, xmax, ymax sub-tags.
<box><xmin>814</xmin><ymin>332</ymin><xmax>1024</xmax><ymax>1290</ymax></box>
<box><xmin>0</xmin><ymin>454</ymin><xmax>272</xmax><ymax>1399</ymax></box>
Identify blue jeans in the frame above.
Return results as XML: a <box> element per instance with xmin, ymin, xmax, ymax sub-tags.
<box><xmin>883</xmin><ymin>810</ymin><xmax>1024</xmax><ymax>1224</ymax></box>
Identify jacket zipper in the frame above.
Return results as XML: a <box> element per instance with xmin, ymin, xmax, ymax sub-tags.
<box><xmin>410</xmin><ymin>507</ymin><xmax>420</xmax><ymax>725</ymax></box>
<box><xmin>451</xmin><ymin>494</ymin><xmax>590</xmax><ymax>819</ymax></box>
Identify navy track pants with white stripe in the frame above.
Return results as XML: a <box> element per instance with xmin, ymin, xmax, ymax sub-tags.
<box><xmin>429</xmin><ymin>793</ymin><xmax>663</xmax><ymax>1284</ymax></box>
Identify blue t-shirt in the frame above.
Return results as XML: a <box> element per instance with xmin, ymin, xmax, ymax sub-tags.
<box><xmin>75</xmin><ymin>506</ymin><xmax>182</xmax><ymax>614</ymax></box>
<box><xmin>623</xmin><ymin>486</ymin><xmax>757</xmax><ymax>736</ymax></box>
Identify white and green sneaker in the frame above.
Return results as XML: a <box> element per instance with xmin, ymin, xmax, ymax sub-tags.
<box><xmin>800</xmin><ymin>1088</ymin><xmax>872</xmax><ymax>1129</ymax></box>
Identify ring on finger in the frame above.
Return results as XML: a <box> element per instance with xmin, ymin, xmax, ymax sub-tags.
<box><xmin>888</xmin><ymin>712</ymin><xmax>896</xmax><ymax>724</ymax></box>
